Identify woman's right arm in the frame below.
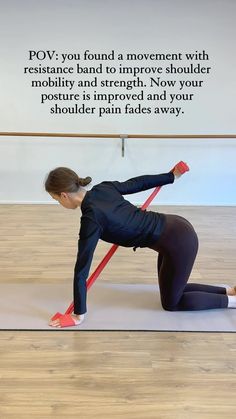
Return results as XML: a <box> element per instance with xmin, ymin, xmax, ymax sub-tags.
<box><xmin>73</xmin><ymin>217</ymin><xmax>101</xmax><ymax>315</ymax></box>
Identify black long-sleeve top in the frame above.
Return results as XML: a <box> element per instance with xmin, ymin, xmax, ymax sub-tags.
<box><xmin>73</xmin><ymin>172</ymin><xmax>175</xmax><ymax>314</ymax></box>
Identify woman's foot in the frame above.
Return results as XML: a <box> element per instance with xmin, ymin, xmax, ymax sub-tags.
<box><xmin>226</xmin><ymin>286</ymin><xmax>236</xmax><ymax>296</ymax></box>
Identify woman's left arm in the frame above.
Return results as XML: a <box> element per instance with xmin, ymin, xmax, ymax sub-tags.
<box><xmin>112</xmin><ymin>172</ymin><xmax>175</xmax><ymax>195</ymax></box>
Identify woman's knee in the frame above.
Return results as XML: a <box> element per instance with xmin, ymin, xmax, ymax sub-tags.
<box><xmin>161</xmin><ymin>299</ymin><xmax>179</xmax><ymax>311</ymax></box>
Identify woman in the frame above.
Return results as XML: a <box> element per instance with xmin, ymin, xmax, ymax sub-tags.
<box><xmin>45</xmin><ymin>164</ymin><xmax>236</xmax><ymax>328</ymax></box>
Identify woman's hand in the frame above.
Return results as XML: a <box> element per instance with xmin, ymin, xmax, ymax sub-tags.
<box><xmin>49</xmin><ymin>313</ymin><xmax>85</xmax><ymax>328</ymax></box>
<box><xmin>173</xmin><ymin>166</ymin><xmax>183</xmax><ymax>179</ymax></box>
<box><xmin>172</xmin><ymin>161</ymin><xmax>189</xmax><ymax>179</ymax></box>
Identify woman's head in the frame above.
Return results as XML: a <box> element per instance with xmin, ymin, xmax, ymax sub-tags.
<box><xmin>45</xmin><ymin>167</ymin><xmax>92</xmax><ymax>209</ymax></box>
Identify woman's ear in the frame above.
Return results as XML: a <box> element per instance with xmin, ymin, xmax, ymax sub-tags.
<box><xmin>60</xmin><ymin>192</ymin><xmax>68</xmax><ymax>200</ymax></box>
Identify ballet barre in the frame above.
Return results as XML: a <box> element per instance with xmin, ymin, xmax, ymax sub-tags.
<box><xmin>1</xmin><ymin>131</ymin><xmax>235</xmax><ymax>157</ymax></box>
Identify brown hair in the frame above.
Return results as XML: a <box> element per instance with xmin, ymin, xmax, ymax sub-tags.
<box><xmin>45</xmin><ymin>167</ymin><xmax>92</xmax><ymax>195</ymax></box>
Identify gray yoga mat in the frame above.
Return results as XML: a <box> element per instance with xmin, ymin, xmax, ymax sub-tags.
<box><xmin>0</xmin><ymin>282</ymin><xmax>236</xmax><ymax>331</ymax></box>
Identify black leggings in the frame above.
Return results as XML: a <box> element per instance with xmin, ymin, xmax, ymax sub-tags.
<box><xmin>149</xmin><ymin>214</ymin><xmax>228</xmax><ymax>311</ymax></box>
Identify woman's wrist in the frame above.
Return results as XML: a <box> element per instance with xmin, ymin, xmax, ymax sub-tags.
<box><xmin>72</xmin><ymin>313</ymin><xmax>85</xmax><ymax>325</ymax></box>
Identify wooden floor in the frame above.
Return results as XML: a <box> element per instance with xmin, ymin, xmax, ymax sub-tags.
<box><xmin>0</xmin><ymin>205</ymin><xmax>236</xmax><ymax>418</ymax></box>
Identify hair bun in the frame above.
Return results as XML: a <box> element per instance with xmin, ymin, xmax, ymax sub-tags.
<box><xmin>79</xmin><ymin>176</ymin><xmax>92</xmax><ymax>187</ymax></box>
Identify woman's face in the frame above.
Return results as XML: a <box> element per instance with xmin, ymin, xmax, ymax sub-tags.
<box><xmin>50</xmin><ymin>192</ymin><xmax>78</xmax><ymax>209</ymax></box>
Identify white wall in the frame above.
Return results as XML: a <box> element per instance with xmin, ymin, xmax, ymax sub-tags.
<box><xmin>0</xmin><ymin>0</ymin><xmax>235</xmax><ymax>205</ymax></box>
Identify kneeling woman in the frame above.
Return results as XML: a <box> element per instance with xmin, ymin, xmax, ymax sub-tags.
<box><xmin>45</xmin><ymin>164</ymin><xmax>236</xmax><ymax>327</ymax></box>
